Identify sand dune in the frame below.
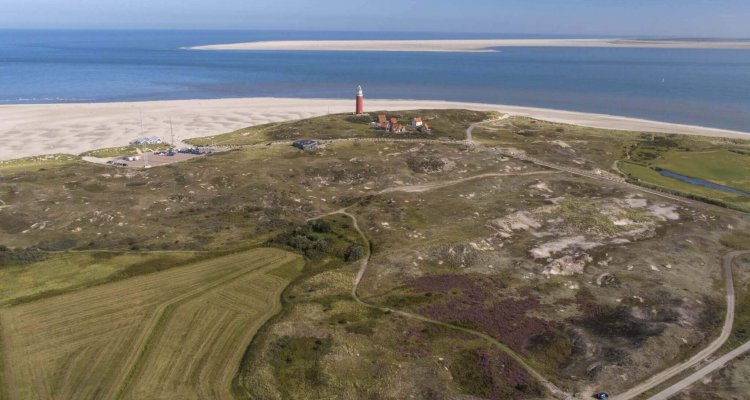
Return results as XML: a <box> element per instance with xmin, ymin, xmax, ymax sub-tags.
<box><xmin>189</xmin><ymin>39</ymin><xmax>750</xmax><ymax>53</ymax></box>
<box><xmin>1</xmin><ymin>98</ymin><xmax>748</xmax><ymax>161</ymax></box>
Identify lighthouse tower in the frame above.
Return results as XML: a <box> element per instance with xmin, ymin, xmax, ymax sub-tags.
<box><xmin>355</xmin><ymin>85</ymin><xmax>364</xmax><ymax>115</ymax></box>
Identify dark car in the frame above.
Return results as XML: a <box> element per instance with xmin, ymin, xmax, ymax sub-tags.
<box><xmin>594</xmin><ymin>393</ymin><xmax>609</xmax><ymax>400</ymax></box>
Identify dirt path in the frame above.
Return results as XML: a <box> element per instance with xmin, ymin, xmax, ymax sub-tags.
<box><xmin>647</xmin><ymin>339</ymin><xmax>750</xmax><ymax>400</ymax></box>
<box><xmin>377</xmin><ymin>170</ymin><xmax>557</xmax><ymax>194</ymax></box>
<box><xmin>465</xmin><ymin>114</ymin><xmax>508</xmax><ymax>143</ymax></box>
<box><xmin>620</xmin><ymin>250</ymin><xmax>750</xmax><ymax>400</ymax></box>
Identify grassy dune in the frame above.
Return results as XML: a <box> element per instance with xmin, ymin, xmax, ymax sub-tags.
<box><xmin>0</xmin><ymin>248</ymin><xmax>302</xmax><ymax>400</ymax></box>
<box><xmin>187</xmin><ymin>109</ymin><xmax>493</xmax><ymax>146</ymax></box>
<box><xmin>0</xmin><ymin>154</ymin><xmax>80</xmax><ymax>173</ymax></box>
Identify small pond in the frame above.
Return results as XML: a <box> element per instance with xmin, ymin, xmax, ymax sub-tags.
<box><xmin>659</xmin><ymin>170</ymin><xmax>750</xmax><ymax>197</ymax></box>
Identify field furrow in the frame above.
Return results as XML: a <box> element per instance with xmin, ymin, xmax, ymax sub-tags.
<box><xmin>0</xmin><ymin>248</ymin><xmax>302</xmax><ymax>400</ymax></box>
<box><xmin>120</xmin><ymin>271</ymin><xmax>292</xmax><ymax>400</ymax></box>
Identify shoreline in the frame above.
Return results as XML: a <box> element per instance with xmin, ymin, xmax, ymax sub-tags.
<box><xmin>1</xmin><ymin>97</ymin><xmax>748</xmax><ymax>162</ymax></box>
<box><xmin>188</xmin><ymin>38</ymin><xmax>750</xmax><ymax>52</ymax></box>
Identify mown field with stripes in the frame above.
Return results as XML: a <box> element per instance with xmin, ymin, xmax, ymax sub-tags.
<box><xmin>0</xmin><ymin>248</ymin><xmax>302</xmax><ymax>400</ymax></box>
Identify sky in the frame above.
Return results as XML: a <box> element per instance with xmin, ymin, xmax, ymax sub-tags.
<box><xmin>1</xmin><ymin>0</ymin><xmax>749</xmax><ymax>38</ymax></box>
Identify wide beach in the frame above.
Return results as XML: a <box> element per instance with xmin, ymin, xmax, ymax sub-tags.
<box><xmin>1</xmin><ymin>97</ymin><xmax>749</xmax><ymax>161</ymax></box>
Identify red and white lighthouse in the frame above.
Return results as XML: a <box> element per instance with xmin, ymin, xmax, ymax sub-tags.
<box><xmin>355</xmin><ymin>85</ymin><xmax>364</xmax><ymax>115</ymax></box>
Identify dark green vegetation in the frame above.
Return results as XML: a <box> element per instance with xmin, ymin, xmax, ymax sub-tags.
<box><xmin>1</xmin><ymin>110</ymin><xmax>749</xmax><ymax>399</ymax></box>
<box><xmin>473</xmin><ymin>117</ymin><xmax>750</xmax><ymax>212</ymax></box>
<box><xmin>187</xmin><ymin>109</ymin><xmax>493</xmax><ymax>146</ymax></box>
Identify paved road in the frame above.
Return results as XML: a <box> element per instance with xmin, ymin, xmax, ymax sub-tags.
<box><xmin>647</xmin><ymin>339</ymin><xmax>750</xmax><ymax>400</ymax></box>
<box><xmin>639</xmin><ymin>251</ymin><xmax>750</xmax><ymax>400</ymax></box>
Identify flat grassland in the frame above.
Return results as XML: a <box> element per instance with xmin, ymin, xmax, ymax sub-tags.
<box><xmin>0</xmin><ymin>251</ymin><xmax>202</xmax><ymax>306</ymax></box>
<box><xmin>0</xmin><ymin>248</ymin><xmax>302</xmax><ymax>400</ymax></box>
<box><xmin>652</xmin><ymin>150</ymin><xmax>750</xmax><ymax>193</ymax></box>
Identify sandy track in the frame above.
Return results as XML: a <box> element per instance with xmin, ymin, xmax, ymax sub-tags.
<box><xmin>377</xmin><ymin>170</ymin><xmax>558</xmax><ymax>194</ymax></box>
<box><xmin>2</xmin><ymin>98</ymin><xmax>748</xmax><ymax>161</ymax></box>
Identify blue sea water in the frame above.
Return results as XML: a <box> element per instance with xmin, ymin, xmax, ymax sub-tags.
<box><xmin>1</xmin><ymin>30</ymin><xmax>749</xmax><ymax>131</ymax></box>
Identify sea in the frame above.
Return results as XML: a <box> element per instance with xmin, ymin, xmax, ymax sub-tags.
<box><xmin>1</xmin><ymin>30</ymin><xmax>749</xmax><ymax>131</ymax></box>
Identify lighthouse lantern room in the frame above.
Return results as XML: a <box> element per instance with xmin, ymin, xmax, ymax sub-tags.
<box><xmin>355</xmin><ymin>85</ymin><xmax>364</xmax><ymax>115</ymax></box>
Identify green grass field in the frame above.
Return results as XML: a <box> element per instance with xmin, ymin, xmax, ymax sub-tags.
<box><xmin>652</xmin><ymin>150</ymin><xmax>750</xmax><ymax>193</ymax></box>
<box><xmin>0</xmin><ymin>251</ymin><xmax>201</xmax><ymax>306</ymax></box>
<box><xmin>620</xmin><ymin>161</ymin><xmax>750</xmax><ymax>212</ymax></box>
<box><xmin>0</xmin><ymin>248</ymin><xmax>302</xmax><ymax>400</ymax></box>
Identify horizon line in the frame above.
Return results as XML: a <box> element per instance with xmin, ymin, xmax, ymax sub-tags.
<box><xmin>0</xmin><ymin>28</ymin><xmax>748</xmax><ymax>41</ymax></box>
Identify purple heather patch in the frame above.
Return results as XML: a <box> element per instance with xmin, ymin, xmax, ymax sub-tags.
<box><xmin>420</xmin><ymin>297</ymin><xmax>552</xmax><ymax>352</ymax></box>
<box><xmin>406</xmin><ymin>274</ymin><xmax>553</xmax><ymax>352</ymax></box>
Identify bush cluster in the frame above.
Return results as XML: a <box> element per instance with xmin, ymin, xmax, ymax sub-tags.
<box><xmin>0</xmin><ymin>246</ymin><xmax>48</xmax><ymax>268</ymax></box>
<box><xmin>343</xmin><ymin>244</ymin><xmax>365</xmax><ymax>262</ymax></box>
<box><xmin>407</xmin><ymin>156</ymin><xmax>445</xmax><ymax>174</ymax></box>
<box><xmin>274</xmin><ymin>229</ymin><xmax>330</xmax><ymax>258</ymax></box>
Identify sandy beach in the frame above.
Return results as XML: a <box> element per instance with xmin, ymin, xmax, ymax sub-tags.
<box><xmin>189</xmin><ymin>39</ymin><xmax>750</xmax><ymax>52</ymax></box>
<box><xmin>1</xmin><ymin>97</ymin><xmax>748</xmax><ymax>162</ymax></box>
